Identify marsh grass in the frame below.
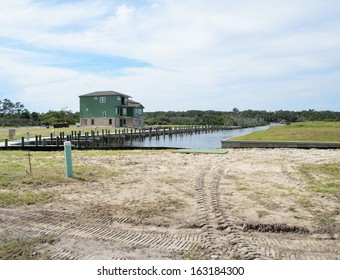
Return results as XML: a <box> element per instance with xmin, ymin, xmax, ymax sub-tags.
<box><xmin>231</xmin><ymin>121</ymin><xmax>340</xmax><ymax>142</ymax></box>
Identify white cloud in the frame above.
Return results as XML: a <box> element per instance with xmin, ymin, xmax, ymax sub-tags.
<box><xmin>0</xmin><ymin>0</ymin><xmax>340</xmax><ymax>112</ymax></box>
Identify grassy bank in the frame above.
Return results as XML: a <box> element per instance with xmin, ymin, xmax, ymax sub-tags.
<box><xmin>231</xmin><ymin>121</ymin><xmax>340</xmax><ymax>142</ymax></box>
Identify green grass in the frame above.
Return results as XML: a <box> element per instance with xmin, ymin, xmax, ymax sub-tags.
<box><xmin>0</xmin><ymin>190</ymin><xmax>54</xmax><ymax>206</ymax></box>
<box><xmin>0</xmin><ymin>150</ymin><xmax>124</xmax><ymax>206</ymax></box>
<box><xmin>0</xmin><ymin>235</ymin><xmax>58</xmax><ymax>260</ymax></box>
<box><xmin>297</xmin><ymin>163</ymin><xmax>340</xmax><ymax>194</ymax></box>
<box><xmin>314</xmin><ymin>213</ymin><xmax>336</xmax><ymax>225</ymax></box>
<box><xmin>231</xmin><ymin>121</ymin><xmax>340</xmax><ymax>142</ymax></box>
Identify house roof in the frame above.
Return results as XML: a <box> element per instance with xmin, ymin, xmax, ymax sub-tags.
<box><xmin>79</xmin><ymin>91</ymin><xmax>131</xmax><ymax>98</ymax></box>
<box><xmin>119</xmin><ymin>101</ymin><xmax>145</xmax><ymax>109</ymax></box>
<box><xmin>129</xmin><ymin>100</ymin><xmax>145</xmax><ymax>109</ymax></box>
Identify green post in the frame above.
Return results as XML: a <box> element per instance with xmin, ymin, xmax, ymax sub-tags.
<box><xmin>64</xmin><ymin>141</ymin><xmax>73</xmax><ymax>177</ymax></box>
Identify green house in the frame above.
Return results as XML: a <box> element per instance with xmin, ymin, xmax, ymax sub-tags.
<box><xmin>79</xmin><ymin>91</ymin><xmax>144</xmax><ymax>127</ymax></box>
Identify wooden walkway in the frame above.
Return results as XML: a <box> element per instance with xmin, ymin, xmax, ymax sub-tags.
<box><xmin>1</xmin><ymin>125</ymin><xmax>236</xmax><ymax>150</ymax></box>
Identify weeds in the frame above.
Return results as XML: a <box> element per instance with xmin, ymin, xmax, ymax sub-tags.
<box><xmin>314</xmin><ymin>213</ymin><xmax>336</xmax><ymax>226</ymax></box>
<box><xmin>297</xmin><ymin>196</ymin><xmax>313</xmax><ymax>208</ymax></box>
<box><xmin>0</xmin><ymin>150</ymin><xmax>123</xmax><ymax>206</ymax></box>
<box><xmin>297</xmin><ymin>163</ymin><xmax>340</xmax><ymax>194</ymax></box>
<box><xmin>237</xmin><ymin>185</ymin><xmax>248</xmax><ymax>191</ymax></box>
<box><xmin>121</xmin><ymin>197</ymin><xmax>186</xmax><ymax>219</ymax></box>
<box><xmin>0</xmin><ymin>190</ymin><xmax>54</xmax><ymax>206</ymax></box>
<box><xmin>0</xmin><ymin>235</ymin><xmax>58</xmax><ymax>260</ymax></box>
<box><xmin>256</xmin><ymin>210</ymin><xmax>269</xmax><ymax>219</ymax></box>
<box><xmin>288</xmin><ymin>205</ymin><xmax>297</xmax><ymax>212</ymax></box>
<box><xmin>182</xmin><ymin>244</ymin><xmax>206</xmax><ymax>260</ymax></box>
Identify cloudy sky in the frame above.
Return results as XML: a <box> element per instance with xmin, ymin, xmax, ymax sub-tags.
<box><xmin>1</xmin><ymin>0</ymin><xmax>339</xmax><ymax>113</ymax></box>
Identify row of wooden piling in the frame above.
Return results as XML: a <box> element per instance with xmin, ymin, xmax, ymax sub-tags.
<box><xmin>2</xmin><ymin>125</ymin><xmax>237</xmax><ymax>150</ymax></box>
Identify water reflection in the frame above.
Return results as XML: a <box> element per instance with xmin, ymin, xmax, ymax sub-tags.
<box><xmin>128</xmin><ymin>125</ymin><xmax>270</xmax><ymax>149</ymax></box>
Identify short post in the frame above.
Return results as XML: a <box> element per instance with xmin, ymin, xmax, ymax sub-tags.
<box><xmin>64</xmin><ymin>141</ymin><xmax>73</xmax><ymax>178</ymax></box>
<box><xmin>8</xmin><ymin>129</ymin><xmax>15</xmax><ymax>140</ymax></box>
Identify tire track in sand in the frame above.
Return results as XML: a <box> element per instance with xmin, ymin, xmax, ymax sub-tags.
<box><xmin>0</xmin><ymin>209</ymin><xmax>201</xmax><ymax>259</ymax></box>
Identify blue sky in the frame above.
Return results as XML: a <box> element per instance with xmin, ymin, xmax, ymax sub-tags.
<box><xmin>0</xmin><ymin>0</ymin><xmax>339</xmax><ymax>113</ymax></box>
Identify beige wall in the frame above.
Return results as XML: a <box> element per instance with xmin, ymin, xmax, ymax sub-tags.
<box><xmin>80</xmin><ymin>117</ymin><xmax>143</xmax><ymax>127</ymax></box>
<box><xmin>80</xmin><ymin>118</ymin><xmax>116</xmax><ymax>127</ymax></box>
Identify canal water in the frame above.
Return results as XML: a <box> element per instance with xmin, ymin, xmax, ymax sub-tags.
<box><xmin>128</xmin><ymin>125</ymin><xmax>270</xmax><ymax>149</ymax></box>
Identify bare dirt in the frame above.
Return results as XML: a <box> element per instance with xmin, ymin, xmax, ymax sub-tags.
<box><xmin>1</xmin><ymin>148</ymin><xmax>339</xmax><ymax>260</ymax></box>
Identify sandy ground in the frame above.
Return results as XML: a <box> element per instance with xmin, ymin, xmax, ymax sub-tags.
<box><xmin>0</xmin><ymin>148</ymin><xmax>339</xmax><ymax>259</ymax></box>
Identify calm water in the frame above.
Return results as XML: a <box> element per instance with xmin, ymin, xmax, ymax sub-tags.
<box><xmin>127</xmin><ymin>125</ymin><xmax>270</xmax><ymax>149</ymax></box>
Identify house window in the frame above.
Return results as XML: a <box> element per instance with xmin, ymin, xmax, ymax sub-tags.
<box><xmin>117</xmin><ymin>96</ymin><xmax>121</xmax><ymax>104</ymax></box>
<box><xmin>109</xmin><ymin>119</ymin><xmax>112</xmax><ymax>125</ymax></box>
<box><xmin>99</xmin><ymin>97</ymin><xmax>106</xmax><ymax>103</ymax></box>
<box><xmin>102</xmin><ymin>111</ymin><xmax>106</xmax><ymax>117</ymax></box>
<box><xmin>122</xmin><ymin>108</ymin><xmax>127</xmax><ymax>115</ymax></box>
<box><xmin>135</xmin><ymin>108</ymin><xmax>142</xmax><ymax>115</ymax></box>
<box><xmin>91</xmin><ymin>119</ymin><xmax>94</xmax><ymax>125</ymax></box>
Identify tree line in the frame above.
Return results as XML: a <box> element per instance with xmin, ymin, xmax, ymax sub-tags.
<box><xmin>143</xmin><ymin>109</ymin><xmax>340</xmax><ymax>127</ymax></box>
<box><xmin>1</xmin><ymin>98</ymin><xmax>339</xmax><ymax>127</ymax></box>
<box><xmin>0</xmin><ymin>99</ymin><xmax>79</xmax><ymax>126</ymax></box>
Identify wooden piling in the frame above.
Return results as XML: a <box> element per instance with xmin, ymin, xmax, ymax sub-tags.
<box><xmin>1</xmin><ymin>125</ymin><xmax>238</xmax><ymax>150</ymax></box>
<box><xmin>85</xmin><ymin>132</ymin><xmax>89</xmax><ymax>149</ymax></box>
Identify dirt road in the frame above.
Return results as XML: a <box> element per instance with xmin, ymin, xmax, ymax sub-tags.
<box><xmin>0</xmin><ymin>149</ymin><xmax>339</xmax><ymax>259</ymax></box>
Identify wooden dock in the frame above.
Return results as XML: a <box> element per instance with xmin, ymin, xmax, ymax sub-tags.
<box><xmin>1</xmin><ymin>125</ymin><xmax>235</xmax><ymax>150</ymax></box>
